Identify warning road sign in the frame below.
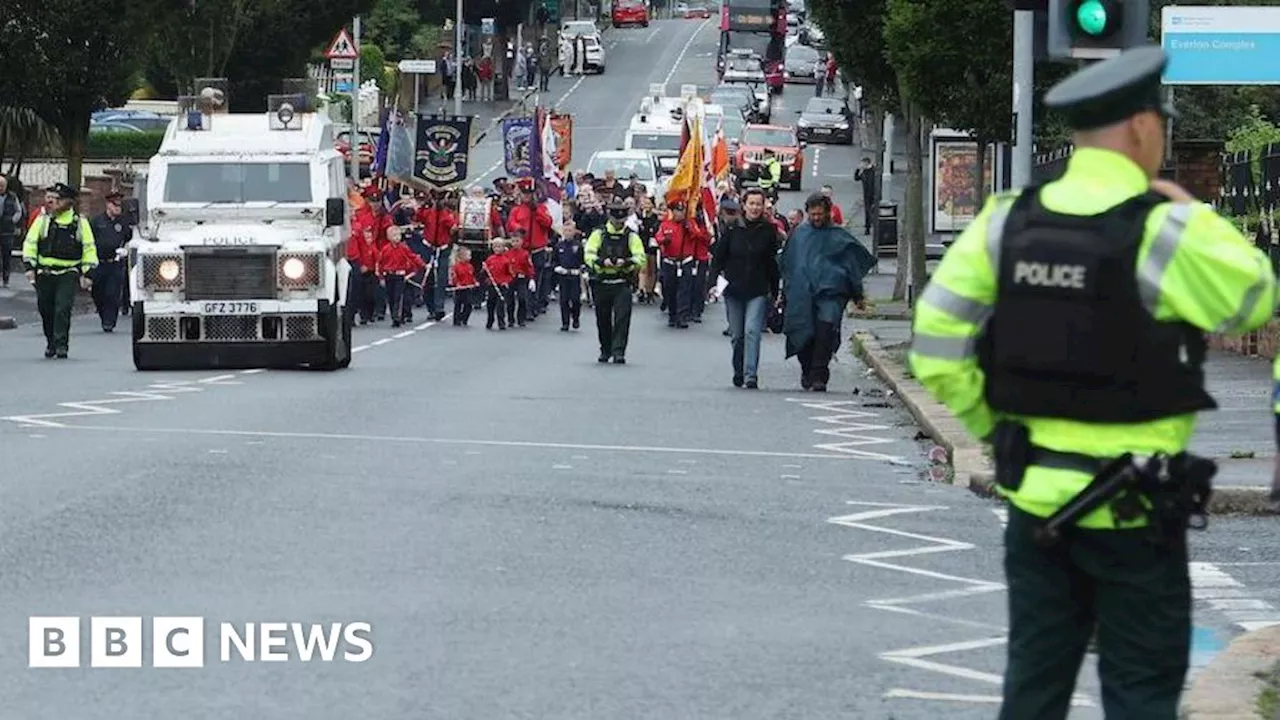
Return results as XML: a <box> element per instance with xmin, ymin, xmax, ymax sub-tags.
<box><xmin>325</xmin><ymin>28</ymin><xmax>358</xmax><ymax>59</ymax></box>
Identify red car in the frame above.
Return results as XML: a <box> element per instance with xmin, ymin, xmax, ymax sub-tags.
<box><xmin>613</xmin><ymin>0</ymin><xmax>650</xmax><ymax>27</ymax></box>
<box><xmin>734</xmin><ymin>124</ymin><xmax>805</xmax><ymax>191</ymax></box>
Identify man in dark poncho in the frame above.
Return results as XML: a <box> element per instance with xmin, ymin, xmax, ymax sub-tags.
<box><xmin>779</xmin><ymin>193</ymin><xmax>873</xmax><ymax>391</ymax></box>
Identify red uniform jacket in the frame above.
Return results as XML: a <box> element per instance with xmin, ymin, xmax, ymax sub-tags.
<box><xmin>416</xmin><ymin>206</ymin><xmax>459</xmax><ymax>248</ymax></box>
<box><xmin>376</xmin><ymin>242</ymin><xmax>427</xmax><ymax>276</ymax></box>
<box><xmin>346</xmin><ymin>230</ymin><xmax>369</xmax><ymax>266</ymax></box>
<box><xmin>506</xmin><ymin>203</ymin><xmax>553</xmax><ymax>251</ymax></box>
<box><xmin>483</xmin><ymin>252</ymin><xmax>515</xmax><ymax>286</ymax></box>
<box><xmin>449</xmin><ymin>260</ymin><xmax>479</xmax><ymax>290</ymax></box>
<box><xmin>831</xmin><ymin>204</ymin><xmax>844</xmax><ymax>225</ymax></box>
<box><xmin>655</xmin><ymin>218</ymin><xmax>710</xmax><ymax>260</ymax></box>
<box><xmin>507</xmin><ymin>247</ymin><xmax>535</xmax><ymax>278</ymax></box>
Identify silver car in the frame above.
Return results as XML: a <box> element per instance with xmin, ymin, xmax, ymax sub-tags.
<box><xmin>783</xmin><ymin>45</ymin><xmax>822</xmax><ymax>84</ymax></box>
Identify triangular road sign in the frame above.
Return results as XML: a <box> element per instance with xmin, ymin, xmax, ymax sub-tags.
<box><xmin>326</xmin><ymin>28</ymin><xmax>358</xmax><ymax>60</ymax></box>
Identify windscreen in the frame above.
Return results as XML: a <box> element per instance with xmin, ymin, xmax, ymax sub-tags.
<box><xmin>163</xmin><ymin>163</ymin><xmax>312</xmax><ymax>203</ymax></box>
<box><xmin>587</xmin><ymin>156</ymin><xmax>656</xmax><ymax>181</ymax></box>
<box><xmin>628</xmin><ymin>133</ymin><xmax>682</xmax><ymax>152</ymax></box>
<box><xmin>742</xmin><ymin>128</ymin><xmax>795</xmax><ymax>147</ymax></box>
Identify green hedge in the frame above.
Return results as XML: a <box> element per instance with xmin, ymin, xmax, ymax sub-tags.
<box><xmin>85</xmin><ymin>130</ymin><xmax>166</xmax><ymax>159</ymax></box>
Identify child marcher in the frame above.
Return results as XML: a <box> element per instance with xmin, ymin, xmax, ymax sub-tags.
<box><xmin>482</xmin><ymin>238</ymin><xmax>515</xmax><ymax>330</ymax></box>
<box><xmin>377</xmin><ymin>226</ymin><xmax>427</xmax><ymax>327</ymax></box>
<box><xmin>506</xmin><ymin>230</ymin><xmax>536</xmax><ymax>327</ymax></box>
<box><xmin>553</xmin><ymin>220</ymin><xmax>586</xmax><ymax>331</ymax></box>
<box><xmin>449</xmin><ymin>246</ymin><xmax>480</xmax><ymax>326</ymax></box>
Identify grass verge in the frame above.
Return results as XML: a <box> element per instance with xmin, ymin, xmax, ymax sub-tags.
<box><xmin>1255</xmin><ymin>660</ymin><xmax>1280</xmax><ymax>718</ymax></box>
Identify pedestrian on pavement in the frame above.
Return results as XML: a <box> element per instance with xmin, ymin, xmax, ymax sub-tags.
<box><xmin>573</xmin><ymin>34</ymin><xmax>587</xmax><ymax>75</ymax></box>
<box><xmin>779</xmin><ymin>192</ymin><xmax>867</xmax><ymax>391</ymax></box>
<box><xmin>0</xmin><ymin>174</ymin><xmax>25</xmax><ymax>288</ymax></box>
<box><xmin>820</xmin><ymin>184</ymin><xmax>845</xmax><ymax>226</ymax></box>
<box><xmin>585</xmin><ymin>198</ymin><xmax>646</xmax><ymax>364</ymax></box>
<box><xmin>854</xmin><ymin>156</ymin><xmax>878</xmax><ymax>235</ymax></box>
<box><xmin>910</xmin><ymin>46</ymin><xmax>1278</xmax><ymax>719</ymax></box>
<box><xmin>553</xmin><ymin>219</ymin><xmax>586</xmax><ymax>331</ymax></box>
<box><xmin>538</xmin><ymin>37</ymin><xmax>555</xmax><ymax>91</ymax></box>
<box><xmin>477</xmin><ymin>56</ymin><xmax>495</xmax><ymax>101</ymax></box>
<box><xmin>440</xmin><ymin>51</ymin><xmax>457</xmax><ymax>100</ymax></box>
<box><xmin>88</xmin><ymin>189</ymin><xmax>133</xmax><ymax>332</ymax></box>
<box><xmin>462</xmin><ymin>58</ymin><xmax>477</xmax><ymax>101</ymax></box>
<box><xmin>22</xmin><ymin>182</ymin><xmax>98</xmax><ymax>359</ymax></box>
<box><xmin>707</xmin><ymin>188</ymin><xmax>781</xmax><ymax>389</ymax></box>
<box><xmin>813</xmin><ymin>55</ymin><xmax>826</xmax><ymax>97</ymax></box>
<box><xmin>524</xmin><ymin>44</ymin><xmax>538</xmax><ymax>91</ymax></box>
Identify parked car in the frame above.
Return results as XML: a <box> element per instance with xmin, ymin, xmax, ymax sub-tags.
<box><xmin>683</xmin><ymin>2</ymin><xmax>713</xmax><ymax>18</ymax></box>
<box><xmin>561</xmin><ymin>20</ymin><xmax>601</xmax><ymax>39</ymax></box>
<box><xmin>90</xmin><ymin>110</ymin><xmax>172</xmax><ymax>133</ymax></box>
<box><xmin>612</xmin><ymin>0</ymin><xmax>650</xmax><ymax>27</ymax></box>
<box><xmin>796</xmin><ymin>97</ymin><xmax>853</xmax><ymax>144</ymax></box>
<box><xmin>783</xmin><ymin>44</ymin><xmax>823</xmax><ymax>84</ymax></box>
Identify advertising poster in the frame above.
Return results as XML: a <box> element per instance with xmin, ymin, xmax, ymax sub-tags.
<box><xmin>930</xmin><ymin>135</ymin><xmax>997</xmax><ymax>234</ymax></box>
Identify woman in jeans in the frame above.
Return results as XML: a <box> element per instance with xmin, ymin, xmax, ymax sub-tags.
<box><xmin>707</xmin><ymin>188</ymin><xmax>782</xmax><ymax>389</ymax></box>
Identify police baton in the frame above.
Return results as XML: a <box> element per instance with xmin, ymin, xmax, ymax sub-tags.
<box><xmin>1033</xmin><ymin>453</ymin><xmax>1140</xmax><ymax>548</ymax></box>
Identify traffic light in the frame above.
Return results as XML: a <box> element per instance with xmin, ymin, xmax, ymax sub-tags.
<box><xmin>1047</xmin><ymin>0</ymin><xmax>1150</xmax><ymax>59</ymax></box>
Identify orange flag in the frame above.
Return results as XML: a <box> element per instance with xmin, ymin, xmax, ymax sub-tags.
<box><xmin>666</xmin><ymin>115</ymin><xmax>704</xmax><ymax>208</ymax></box>
<box><xmin>711</xmin><ymin>129</ymin><xmax>730</xmax><ymax>180</ymax></box>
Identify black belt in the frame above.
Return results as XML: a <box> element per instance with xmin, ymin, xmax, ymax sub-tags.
<box><xmin>1028</xmin><ymin>446</ymin><xmax>1111</xmax><ymax>475</ymax></box>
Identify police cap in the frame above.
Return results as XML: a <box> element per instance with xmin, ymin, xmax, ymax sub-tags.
<box><xmin>1044</xmin><ymin>46</ymin><xmax>1177</xmax><ymax>131</ymax></box>
<box><xmin>607</xmin><ymin>197</ymin><xmax>628</xmax><ymax>212</ymax></box>
<box><xmin>49</xmin><ymin>182</ymin><xmax>78</xmax><ymax>200</ymax></box>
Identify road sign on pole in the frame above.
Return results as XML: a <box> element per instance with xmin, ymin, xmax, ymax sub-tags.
<box><xmin>1162</xmin><ymin>6</ymin><xmax>1280</xmax><ymax>84</ymax></box>
<box><xmin>326</xmin><ymin>28</ymin><xmax>358</xmax><ymax>60</ymax></box>
<box><xmin>329</xmin><ymin>57</ymin><xmax>354</xmax><ymax>71</ymax></box>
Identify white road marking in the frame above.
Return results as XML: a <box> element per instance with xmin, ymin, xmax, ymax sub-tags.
<box><xmin>666</xmin><ymin>469</ymin><xmax>688</xmax><ymax>475</ymax></box>
<box><xmin>781</xmin><ymin>474</ymin><xmax>800</xmax><ymax>479</ymax></box>
<box><xmin>811</xmin><ymin>147</ymin><xmax>821</xmax><ymax>177</ymax></box>
<box><xmin>553</xmin><ymin>464</ymin><xmax>573</xmax><ymax>469</ymax></box>
<box><xmin>240</xmin><ymin>368</ymin><xmax>266</xmax><ymax>375</ymax></box>
<box><xmin>555</xmin><ymin>75</ymin><xmax>587</xmax><ymax>107</ymax></box>
<box><xmin>415</xmin><ymin>322</ymin><xmax>434</xmax><ymax>331</ymax></box>
<box><xmin>991</xmin><ymin>507</ymin><xmax>1007</xmax><ymax>528</ymax></box>
<box><xmin>393</xmin><ymin>331</ymin><xmax>414</xmax><ymax>339</ymax></box>
<box><xmin>572</xmin><ymin>455</ymin><xmax>589</xmax><ymax>460</ymax></box>
<box><xmin>783</xmin><ymin>463</ymin><xmax>802</xmax><ymax>469</ymax></box>
<box><xmin>371</xmin><ymin>338</ymin><xmax>393</xmax><ymax>346</ymax></box>
<box><xmin>883</xmin><ymin>690</ymin><xmax>1004</xmax><ymax>704</ymax></box>
<box><xmin>828</xmin><ymin>501</ymin><xmax>1097</xmax><ymax>708</ymax></box>
<box><xmin>41</xmin><ymin>423</ymin><xmax>886</xmax><ymax>461</ymax></box>
<box><xmin>198</xmin><ymin>374</ymin><xmax>239</xmax><ymax>384</ymax></box>
<box><xmin>646</xmin><ymin>27</ymin><xmax>661</xmax><ymax>43</ymax></box>
<box><xmin>677</xmin><ymin>459</ymin><xmax>696</xmax><ymax>464</ymax></box>
<box><xmin>662</xmin><ymin>18</ymin><xmax>712</xmax><ymax>86</ymax></box>
<box><xmin>2</xmin><ymin>381</ymin><xmax>207</xmax><ymax>428</ymax></box>
<box><xmin>1190</xmin><ymin>562</ymin><xmax>1280</xmax><ymax>631</ymax></box>
<box><xmin>208</xmin><ymin>449</ymin><xmax>227</xmax><ymax>454</ymax></box>
<box><xmin>352</xmin><ymin>346</ymin><xmax>370</xmax><ymax>353</ymax></box>
<box><xmin>785</xmin><ymin>397</ymin><xmax>908</xmax><ymax>463</ymax></box>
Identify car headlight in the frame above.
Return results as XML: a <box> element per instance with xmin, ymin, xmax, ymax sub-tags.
<box><xmin>143</xmin><ymin>254</ymin><xmax>184</xmax><ymax>290</ymax></box>
<box><xmin>798</xmin><ymin>118</ymin><xmax>810</xmax><ymax>127</ymax></box>
<box><xmin>835</xmin><ymin>121</ymin><xmax>849</xmax><ymax>129</ymax></box>
<box><xmin>278</xmin><ymin>253</ymin><xmax>321</xmax><ymax>288</ymax></box>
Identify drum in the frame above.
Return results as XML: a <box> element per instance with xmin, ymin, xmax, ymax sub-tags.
<box><xmin>459</xmin><ymin>196</ymin><xmax>492</xmax><ymax>246</ymax></box>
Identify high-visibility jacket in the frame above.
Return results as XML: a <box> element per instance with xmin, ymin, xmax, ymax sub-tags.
<box><xmin>758</xmin><ymin>158</ymin><xmax>782</xmax><ymax>189</ymax></box>
<box><xmin>910</xmin><ymin>147</ymin><xmax>1277</xmax><ymax>528</ymax></box>
<box><xmin>585</xmin><ymin>221</ymin><xmax>646</xmax><ymax>279</ymax></box>
<box><xmin>23</xmin><ymin>208</ymin><xmax>98</xmax><ymax>275</ymax></box>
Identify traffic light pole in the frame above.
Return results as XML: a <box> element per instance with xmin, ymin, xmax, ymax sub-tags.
<box><xmin>1011</xmin><ymin>8</ymin><xmax>1035</xmax><ymax>188</ymax></box>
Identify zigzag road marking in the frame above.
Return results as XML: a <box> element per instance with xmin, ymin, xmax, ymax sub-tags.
<box><xmin>3</xmin><ymin>378</ymin><xmax>234</xmax><ymax>428</ymax></box>
<box><xmin>828</xmin><ymin>501</ymin><xmax>1095</xmax><ymax>708</ymax></box>
<box><xmin>785</xmin><ymin>397</ymin><xmax>908</xmax><ymax>463</ymax></box>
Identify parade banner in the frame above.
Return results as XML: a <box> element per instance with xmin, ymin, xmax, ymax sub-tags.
<box><xmin>414</xmin><ymin>114</ymin><xmax>472</xmax><ymax>188</ymax></box>
<box><xmin>550</xmin><ymin>113</ymin><xmax>573</xmax><ymax>172</ymax></box>
<box><xmin>539</xmin><ymin>110</ymin><xmax>564</xmax><ymax>234</ymax></box>
<box><xmin>384</xmin><ymin>110</ymin><xmax>415</xmax><ymax>184</ymax></box>
<box><xmin>502</xmin><ymin>116</ymin><xmax>538</xmax><ymax>179</ymax></box>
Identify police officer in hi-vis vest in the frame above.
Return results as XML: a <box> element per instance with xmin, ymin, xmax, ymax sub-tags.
<box><xmin>584</xmin><ymin>198</ymin><xmax>646</xmax><ymax>364</ymax></box>
<box><xmin>909</xmin><ymin>46</ymin><xmax>1278</xmax><ymax>718</ymax></box>
<box><xmin>22</xmin><ymin>182</ymin><xmax>98</xmax><ymax>359</ymax></box>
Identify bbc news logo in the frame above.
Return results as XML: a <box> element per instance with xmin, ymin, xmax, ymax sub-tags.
<box><xmin>28</xmin><ymin>617</ymin><xmax>374</xmax><ymax>668</ymax></box>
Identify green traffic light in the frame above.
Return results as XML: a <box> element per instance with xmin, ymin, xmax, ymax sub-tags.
<box><xmin>1075</xmin><ymin>0</ymin><xmax>1110</xmax><ymax>36</ymax></box>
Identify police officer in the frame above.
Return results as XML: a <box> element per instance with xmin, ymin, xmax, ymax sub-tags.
<box><xmin>23</xmin><ymin>182</ymin><xmax>99</xmax><ymax>359</ymax></box>
<box><xmin>909</xmin><ymin>46</ymin><xmax>1277</xmax><ymax>719</ymax></box>
<box><xmin>584</xmin><ymin>198</ymin><xmax>646</xmax><ymax>364</ymax></box>
<box><xmin>757</xmin><ymin>149</ymin><xmax>782</xmax><ymax>201</ymax></box>
<box><xmin>89</xmin><ymin>190</ymin><xmax>133</xmax><ymax>332</ymax></box>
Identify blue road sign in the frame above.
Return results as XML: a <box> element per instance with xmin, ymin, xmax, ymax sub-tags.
<box><xmin>335</xmin><ymin>80</ymin><xmax>354</xmax><ymax>93</ymax></box>
<box><xmin>1163</xmin><ymin>6</ymin><xmax>1280</xmax><ymax>85</ymax></box>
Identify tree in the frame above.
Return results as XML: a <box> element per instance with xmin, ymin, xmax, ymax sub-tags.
<box><xmin>365</xmin><ymin>0</ymin><xmax>423</xmax><ymax>60</ymax></box>
<box><xmin>147</xmin><ymin>0</ymin><xmax>260</xmax><ymax>94</ymax></box>
<box><xmin>20</xmin><ymin>0</ymin><xmax>162</xmax><ymax>188</ymax></box>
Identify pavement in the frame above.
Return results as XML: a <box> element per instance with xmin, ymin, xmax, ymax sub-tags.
<box><xmin>1</xmin><ymin>19</ymin><xmax>1270</xmax><ymax>719</ymax></box>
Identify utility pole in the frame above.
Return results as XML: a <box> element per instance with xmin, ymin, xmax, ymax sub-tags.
<box><xmin>1011</xmin><ymin>8</ymin><xmax>1034</xmax><ymax>188</ymax></box>
<box><xmin>455</xmin><ymin>0</ymin><xmax>464</xmax><ymax>116</ymax></box>
<box><xmin>350</xmin><ymin>14</ymin><xmax>362</xmax><ymax>184</ymax></box>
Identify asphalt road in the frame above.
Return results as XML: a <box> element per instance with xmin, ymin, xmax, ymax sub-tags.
<box><xmin>1</xmin><ymin>19</ymin><xmax>1275</xmax><ymax>720</ymax></box>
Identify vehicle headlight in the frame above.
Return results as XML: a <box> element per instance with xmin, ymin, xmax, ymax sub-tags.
<box><xmin>277</xmin><ymin>253</ymin><xmax>321</xmax><ymax>288</ymax></box>
<box><xmin>836</xmin><ymin>121</ymin><xmax>849</xmax><ymax>129</ymax></box>
<box><xmin>143</xmin><ymin>254</ymin><xmax>184</xmax><ymax>290</ymax></box>
<box><xmin>158</xmin><ymin>259</ymin><xmax>181</xmax><ymax>281</ymax></box>
<box><xmin>798</xmin><ymin>118</ymin><xmax>810</xmax><ymax>127</ymax></box>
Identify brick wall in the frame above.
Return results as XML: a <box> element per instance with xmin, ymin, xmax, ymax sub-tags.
<box><xmin>21</xmin><ymin>174</ymin><xmax>134</xmax><ymax>218</ymax></box>
<box><xmin>1171</xmin><ymin>140</ymin><xmax>1223</xmax><ymax>204</ymax></box>
<box><xmin>1209</xmin><ymin>319</ymin><xmax>1280</xmax><ymax>359</ymax></box>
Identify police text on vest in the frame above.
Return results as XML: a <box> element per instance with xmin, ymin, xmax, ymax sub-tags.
<box><xmin>1012</xmin><ymin>261</ymin><xmax>1087</xmax><ymax>289</ymax></box>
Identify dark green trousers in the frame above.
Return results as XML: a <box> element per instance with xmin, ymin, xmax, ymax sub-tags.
<box><xmin>591</xmin><ymin>279</ymin><xmax>633</xmax><ymax>358</ymax></box>
<box><xmin>1000</xmin><ymin>506</ymin><xmax>1191</xmax><ymax>720</ymax></box>
<box><xmin>35</xmin><ymin>271</ymin><xmax>79</xmax><ymax>352</ymax></box>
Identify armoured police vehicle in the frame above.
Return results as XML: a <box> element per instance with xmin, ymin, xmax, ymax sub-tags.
<box><xmin>624</xmin><ymin>84</ymin><xmax>703</xmax><ymax>176</ymax></box>
<box><xmin>128</xmin><ymin>92</ymin><xmax>353</xmax><ymax>371</ymax></box>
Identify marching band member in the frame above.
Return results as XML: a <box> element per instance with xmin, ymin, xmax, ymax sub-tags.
<box><xmin>506</xmin><ymin>179</ymin><xmax>554</xmax><ymax>316</ymax></box>
<box><xmin>655</xmin><ymin>197</ymin><xmax>710</xmax><ymax>329</ymax></box>
<box><xmin>554</xmin><ymin>219</ymin><xmax>586</xmax><ymax>331</ymax></box>
<box><xmin>506</xmin><ymin>229</ymin><xmax>536</xmax><ymax>327</ymax></box>
<box><xmin>482</xmin><ymin>238</ymin><xmax>515</xmax><ymax>330</ymax></box>
<box><xmin>448</xmin><ymin>246</ymin><xmax>480</xmax><ymax>326</ymax></box>
<box><xmin>376</xmin><ymin>226</ymin><xmax>427</xmax><ymax>328</ymax></box>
